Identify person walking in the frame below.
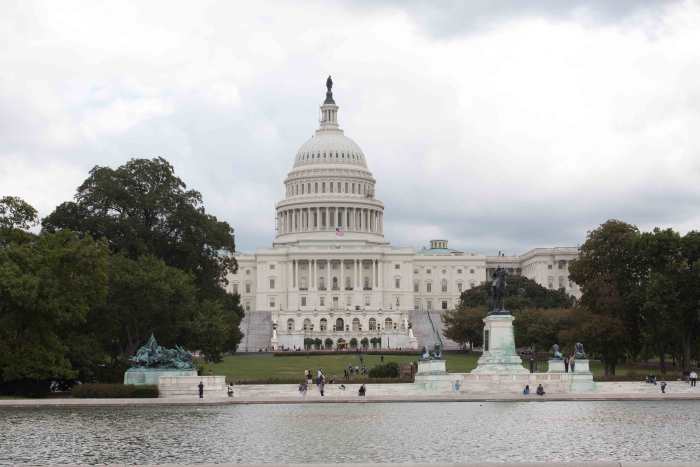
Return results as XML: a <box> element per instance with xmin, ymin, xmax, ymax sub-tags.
<box><xmin>306</xmin><ymin>369</ymin><xmax>312</xmax><ymax>387</ymax></box>
<box><xmin>660</xmin><ymin>381</ymin><xmax>667</xmax><ymax>394</ymax></box>
<box><xmin>689</xmin><ymin>370</ymin><xmax>697</xmax><ymax>388</ymax></box>
<box><xmin>564</xmin><ymin>356</ymin><xmax>569</xmax><ymax>373</ymax></box>
<box><xmin>570</xmin><ymin>355</ymin><xmax>576</xmax><ymax>373</ymax></box>
<box><xmin>198</xmin><ymin>381</ymin><xmax>204</xmax><ymax>399</ymax></box>
<box><xmin>319</xmin><ymin>379</ymin><xmax>325</xmax><ymax>397</ymax></box>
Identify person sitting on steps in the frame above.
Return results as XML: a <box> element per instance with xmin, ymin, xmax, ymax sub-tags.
<box><xmin>536</xmin><ymin>384</ymin><xmax>545</xmax><ymax>396</ymax></box>
<box><xmin>358</xmin><ymin>384</ymin><xmax>366</xmax><ymax>397</ymax></box>
<box><xmin>523</xmin><ymin>385</ymin><xmax>530</xmax><ymax>395</ymax></box>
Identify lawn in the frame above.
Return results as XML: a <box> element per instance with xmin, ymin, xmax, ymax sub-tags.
<box><xmin>202</xmin><ymin>352</ymin><xmax>480</xmax><ymax>383</ymax></box>
<box><xmin>202</xmin><ymin>352</ymin><xmax>683</xmax><ymax>383</ymax></box>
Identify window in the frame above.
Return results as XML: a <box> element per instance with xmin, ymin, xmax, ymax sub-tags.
<box><xmin>287</xmin><ymin>318</ymin><xmax>295</xmax><ymax>331</ymax></box>
<box><xmin>414</xmin><ymin>269</ymin><xmax>418</xmax><ymax>274</ymax></box>
<box><xmin>426</xmin><ymin>269</ymin><xmax>431</xmax><ymax>274</ymax></box>
<box><xmin>269</xmin><ymin>278</ymin><xmax>275</xmax><ymax>289</ymax></box>
<box><xmin>232</xmin><ymin>283</ymin><xmax>239</xmax><ymax>294</ymax></box>
<box><xmin>457</xmin><ymin>282</ymin><xmax>463</xmax><ymax>292</ymax></box>
<box><xmin>301</xmin><ymin>296</ymin><xmax>307</xmax><ymax>306</ymax></box>
<box><xmin>395</xmin><ymin>278</ymin><xmax>400</xmax><ymax>289</ymax></box>
<box><xmin>330</xmin><ymin>182</ymin><xmax>333</xmax><ymax>193</ymax></box>
<box><xmin>394</xmin><ymin>264</ymin><xmax>400</xmax><ymax>269</ymax></box>
<box><xmin>246</xmin><ymin>269</ymin><xmax>250</xmax><ymax>275</ymax></box>
<box><xmin>470</xmin><ymin>269</ymin><xmax>475</xmax><ymax>274</ymax></box>
<box><xmin>441</xmin><ymin>279</ymin><xmax>448</xmax><ymax>292</ymax></box>
<box><xmin>320</xmin><ymin>318</ymin><xmax>328</xmax><ymax>331</ymax></box>
<box><xmin>352</xmin><ymin>318</ymin><xmax>360</xmax><ymax>331</ymax></box>
<box><xmin>322</xmin><ymin>182</ymin><xmax>326</xmax><ymax>192</ymax></box>
<box><xmin>364</xmin><ymin>295</ymin><xmax>371</xmax><ymax>306</ymax></box>
<box><xmin>548</xmin><ymin>264</ymin><xmax>553</xmax><ymax>270</ymax></box>
<box><xmin>314</xmin><ymin>182</ymin><xmax>318</xmax><ymax>193</ymax></box>
<box><xmin>332</xmin><ymin>277</ymin><xmax>339</xmax><ymax>290</ymax></box>
<box><xmin>426</xmin><ymin>282</ymin><xmax>432</xmax><ymax>293</ymax></box>
<box><xmin>414</xmin><ymin>300</ymin><xmax>421</xmax><ymax>311</ymax></box>
<box><xmin>369</xmin><ymin>318</ymin><xmax>377</xmax><ymax>330</ymax></box>
<box><xmin>442</xmin><ymin>269</ymin><xmax>447</xmax><ymax>274</ymax></box>
<box><xmin>345</xmin><ymin>276</ymin><xmax>352</xmax><ymax>290</ymax></box>
<box><xmin>319</xmin><ymin>277</ymin><xmax>326</xmax><ymax>290</ymax></box>
<box><xmin>441</xmin><ymin>300</ymin><xmax>448</xmax><ymax>310</ymax></box>
<box><xmin>320</xmin><ymin>296</ymin><xmax>325</xmax><ymax>306</ymax></box>
<box><xmin>245</xmin><ymin>302</ymin><xmax>250</xmax><ymax>312</ymax></box>
<box><xmin>269</xmin><ymin>264</ymin><xmax>275</xmax><ymax>270</ymax></box>
<box><xmin>364</xmin><ymin>277</ymin><xmax>370</xmax><ymax>289</ymax></box>
<box><xmin>269</xmin><ymin>297</ymin><xmax>276</xmax><ymax>308</ymax></box>
<box><xmin>457</xmin><ymin>269</ymin><xmax>463</xmax><ymax>274</ymax></box>
<box><xmin>427</xmin><ymin>300</ymin><xmax>432</xmax><ymax>311</ymax></box>
<box><xmin>335</xmin><ymin>318</ymin><xmax>344</xmax><ymax>331</ymax></box>
<box><xmin>345</xmin><ymin>182</ymin><xmax>348</xmax><ymax>193</ymax></box>
<box><xmin>384</xmin><ymin>318</ymin><xmax>393</xmax><ymax>330</ymax></box>
<box><xmin>414</xmin><ymin>281</ymin><xmax>419</xmax><ymax>292</ymax></box>
<box><xmin>395</xmin><ymin>296</ymin><xmax>400</xmax><ymax>307</ymax></box>
<box><xmin>303</xmin><ymin>319</ymin><xmax>312</xmax><ymax>331</ymax></box>
<box><xmin>245</xmin><ymin>282</ymin><xmax>251</xmax><ymax>294</ymax></box>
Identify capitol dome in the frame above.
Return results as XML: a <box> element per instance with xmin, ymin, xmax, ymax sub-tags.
<box><xmin>274</xmin><ymin>76</ymin><xmax>385</xmax><ymax>245</ymax></box>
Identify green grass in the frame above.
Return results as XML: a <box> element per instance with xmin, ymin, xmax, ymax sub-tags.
<box><xmin>202</xmin><ymin>352</ymin><xmax>481</xmax><ymax>382</ymax></box>
<box><xmin>202</xmin><ymin>352</ymin><xmax>684</xmax><ymax>383</ymax></box>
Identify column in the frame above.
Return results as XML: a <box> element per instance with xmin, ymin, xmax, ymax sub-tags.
<box><xmin>378</xmin><ymin>259</ymin><xmax>382</xmax><ymax>289</ymax></box>
<box><xmin>325</xmin><ymin>207</ymin><xmax>329</xmax><ymax>230</ymax></box>
<box><xmin>339</xmin><ymin>259</ymin><xmax>344</xmax><ymax>294</ymax></box>
<box><xmin>372</xmin><ymin>259</ymin><xmax>376</xmax><ymax>289</ymax></box>
<box><xmin>312</xmin><ymin>259</ymin><xmax>317</xmax><ymax>289</ymax></box>
<box><xmin>294</xmin><ymin>259</ymin><xmax>298</xmax><ymax>289</ymax></box>
<box><xmin>353</xmin><ymin>259</ymin><xmax>358</xmax><ymax>289</ymax></box>
<box><xmin>288</xmin><ymin>260</ymin><xmax>293</xmax><ymax>288</ymax></box>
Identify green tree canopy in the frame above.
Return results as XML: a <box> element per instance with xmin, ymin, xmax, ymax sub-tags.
<box><xmin>459</xmin><ymin>275</ymin><xmax>575</xmax><ymax>311</ymax></box>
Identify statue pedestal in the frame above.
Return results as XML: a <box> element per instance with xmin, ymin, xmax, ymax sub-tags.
<box><xmin>414</xmin><ymin>359</ymin><xmax>461</xmax><ymax>392</ymax></box>
<box><xmin>568</xmin><ymin>359</ymin><xmax>595</xmax><ymax>392</ymax></box>
<box><xmin>123</xmin><ymin>368</ymin><xmax>197</xmax><ymax>385</ymax></box>
<box><xmin>472</xmin><ymin>313</ymin><xmax>528</xmax><ymax>374</ymax></box>
<box><xmin>548</xmin><ymin>359</ymin><xmax>565</xmax><ymax>372</ymax></box>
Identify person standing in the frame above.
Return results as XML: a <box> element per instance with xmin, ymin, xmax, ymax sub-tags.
<box><xmin>570</xmin><ymin>355</ymin><xmax>576</xmax><ymax>373</ymax></box>
<box><xmin>689</xmin><ymin>370</ymin><xmax>698</xmax><ymax>388</ymax></box>
<box><xmin>198</xmin><ymin>381</ymin><xmax>204</xmax><ymax>399</ymax></box>
<box><xmin>319</xmin><ymin>378</ymin><xmax>325</xmax><ymax>397</ymax></box>
<box><xmin>564</xmin><ymin>355</ymin><xmax>569</xmax><ymax>373</ymax></box>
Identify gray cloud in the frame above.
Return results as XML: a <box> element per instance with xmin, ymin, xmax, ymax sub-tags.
<box><xmin>1</xmin><ymin>0</ymin><xmax>699</xmax><ymax>256</ymax></box>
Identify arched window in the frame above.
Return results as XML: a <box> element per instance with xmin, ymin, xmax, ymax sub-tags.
<box><xmin>364</xmin><ymin>276</ymin><xmax>370</xmax><ymax>289</ymax></box>
<box><xmin>352</xmin><ymin>318</ymin><xmax>361</xmax><ymax>331</ymax></box>
<box><xmin>369</xmin><ymin>318</ymin><xmax>377</xmax><ymax>330</ymax></box>
<box><xmin>332</xmin><ymin>277</ymin><xmax>339</xmax><ymax>290</ymax></box>
<box><xmin>384</xmin><ymin>318</ymin><xmax>393</xmax><ymax>330</ymax></box>
<box><xmin>345</xmin><ymin>276</ymin><xmax>352</xmax><ymax>290</ymax></box>
<box><xmin>441</xmin><ymin>279</ymin><xmax>448</xmax><ymax>292</ymax></box>
<box><xmin>320</xmin><ymin>318</ymin><xmax>328</xmax><ymax>331</ymax></box>
<box><xmin>287</xmin><ymin>318</ymin><xmax>295</xmax><ymax>331</ymax></box>
<box><xmin>335</xmin><ymin>318</ymin><xmax>344</xmax><ymax>332</ymax></box>
<box><xmin>303</xmin><ymin>318</ymin><xmax>312</xmax><ymax>331</ymax></box>
<box><xmin>299</xmin><ymin>277</ymin><xmax>307</xmax><ymax>290</ymax></box>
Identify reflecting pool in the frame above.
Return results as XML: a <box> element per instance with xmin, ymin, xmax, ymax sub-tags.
<box><xmin>2</xmin><ymin>401</ymin><xmax>699</xmax><ymax>464</ymax></box>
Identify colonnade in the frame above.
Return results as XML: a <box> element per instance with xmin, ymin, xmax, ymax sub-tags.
<box><xmin>288</xmin><ymin>258</ymin><xmax>383</xmax><ymax>291</ymax></box>
<box><xmin>278</xmin><ymin>206</ymin><xmax>383</xmax><ymax>234</ymax></box>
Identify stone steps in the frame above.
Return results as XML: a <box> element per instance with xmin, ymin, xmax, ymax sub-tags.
<box><xmin>409</xmin><ymin>310</ymin><xmax>462</xmax><ymax>350</ymax></box>
<box><xmin>238</xmin><ymin>310</ymin><xmax>273</xmax><ymax>352</ymax></box>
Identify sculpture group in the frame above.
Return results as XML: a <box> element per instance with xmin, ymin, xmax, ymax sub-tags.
<box><xmin>130</xmin><ymin>334</ymin><xmax>194</xmax><ymax>370</ymax></box>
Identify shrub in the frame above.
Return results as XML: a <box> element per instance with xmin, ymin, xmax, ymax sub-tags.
<box><xmin>368</xmin><ymin>362</ymin><xmax>400</xmax><ymax>378</ymax></box>
<box><xmin>71</xmin><ymin>383</ymin><xmax>159</xmax><ymax>398</ymax></box>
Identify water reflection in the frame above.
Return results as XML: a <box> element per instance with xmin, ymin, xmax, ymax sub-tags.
<box><xmin>2</xmin><ymin>401</ymin><xmax>699</xmax><ymax>464</ymax></box>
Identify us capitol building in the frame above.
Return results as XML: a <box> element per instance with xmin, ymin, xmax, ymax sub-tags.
<box><xmin>228</xmin><ymin>78</ymin><xmax>580</xmax><ymax>352</ymax></box>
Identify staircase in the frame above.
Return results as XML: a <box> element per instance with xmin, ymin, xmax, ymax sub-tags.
<box><xmin>408</xmin><ymin>310</ymin><xmax>462</xmax><ymax>351</ymax></box>
<box><xmin>238</xmin><ymin>311</ymin><xmax>273</xmax><ymax>352</ymax></box>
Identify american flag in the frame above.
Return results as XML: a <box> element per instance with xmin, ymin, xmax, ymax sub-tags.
<box><xmin>335</xmin><ymin>227</ymin><xmax>344</xmax><ymax>237</ymax></box>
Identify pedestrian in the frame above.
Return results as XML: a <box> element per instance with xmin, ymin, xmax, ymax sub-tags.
<box><xmin>227</xmin><ymin>383</ymin><xmax>234</xmax><ymax>398</ymax></box>
<box><xmin>564</xmin><ymin>356</ymin><xmax>569</xmax><ymax>373</ymax></box>
<box><xmin>523</xmin><ymin>385</ymin><xmax>530</xmax><ymax>395</ymax></box>
<box><xmin>344</xmin><ymin>368</ymin><xmax>349</xmax><ymax>380</ymax></box>
<box><xmin>358</xmin><ymin>384</ymin><xmax>366</xmax><ymax>397</ymax></box>
<box><xmin>320</xmin><ymin>380</ymin><xmax>325</xmax><ymax>397</ymax></box>
<box><xmin>198</xmin><ymin>380</ymin><xmax>204</xmax><ymax>399</ymax></box>
<box><xmin>536</xmin><ymin>384</ymin><xmax>545</xmax><ymax>396</ymax></box>
<box><xmin>306</xmin><ymin>369</ymin><xmax>312</xmax><ymax>387</ymax></box>
<box><xmin>529</xmin><ymin>355</ymin><xmax>535</xmax><ymax>373</ymax></box>
<box><xmin>689</xmin><ymin>370</ymin><xmax>698</xmax><ymax>388</ymax></box>
<box><xmin>570</xmin><ymin>355</ymin><xmax>576</xmax><ymax>373</ymax></box>
<box><xmin>660</xmin><ymin>381</ymin><xmax>667</xmax><ymax>394</ymax></box>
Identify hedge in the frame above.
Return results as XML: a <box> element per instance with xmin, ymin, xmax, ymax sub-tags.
<box><xmin>71</xmin><ymin>383</ymin><xmax>159</xmax><ymax>398</ymax></box>
<box><xmin>368</xmin><ymin>362</ymin><xmax>400</xmax><ymax>378</ymax></box>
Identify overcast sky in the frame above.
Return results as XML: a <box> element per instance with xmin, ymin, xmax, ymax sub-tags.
<box><xmin>1</xmin><ymin>0</ymin><xmax>699</xmax><ymax>255</ymax></box>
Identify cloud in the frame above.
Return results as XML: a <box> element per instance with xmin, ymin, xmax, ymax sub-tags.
<box><xmin>1</xmin><ymin>0</ymin><xmax>699</xmax><ymax>256</ymax></box>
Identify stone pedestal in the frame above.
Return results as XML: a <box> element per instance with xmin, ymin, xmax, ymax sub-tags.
<box><xmin>472</xmin><ymin>312</ymin><xmax>528</xmax><ymax>374</ymax></box>
<box><xmin>548</xmin><ymin>359</ymin><xmax>565</xmax><ymax>372</ymax></box>
<box><xmin>123</xmin><ymin>368</ymin><xmax>197</xmax><ymax>385</ymax></box>
<box><xmin>568</xmin><ymin>359</ymin><xmax>595</xmax><ymax>392</ymax></box>
<box><xmin>414</xmin><ymin>359</ymin><xmax>461</xmax><ymax>392</ymax></box>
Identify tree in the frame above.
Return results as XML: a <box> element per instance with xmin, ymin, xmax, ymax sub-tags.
<box><xmin>349</xmin><ymin>337</ymin><xmax>358</xmax><ymax>349</ymax></box>
<box><xmin>324</xmin><ymin>338</ymin><xmax>333</xmax><ymax>349</ymax></box>
<box><xmin>0</xmin><ymin>196</ymin><xmax>38</xmax><ymax>231</ymax></box>
<box><xmin>42</xmin><ymin>157</ymin><xmax>244</xmax><ymax>352</ymax></box>
<box><xmin>360</xmin><ymin>337</ymin><xmax>369</xmax><ymax>349</ymax></box>
<box><xmin>442</xmin><ymin>307</ymin><xmax>487</xmax><ymax>348</ymax></box>
<box><xmin>303</xmin><ymin>338</ymin><xmax>313</xmax><ymax>350</ymax></box>
<box><xmin>459</xmin><ymin>275</ymin><xmax>574</xmax><ymax>312</ymax></box>
<box><xmin>313</xmin><ymin>338</ymin><xmax>322</xmax><ymax>350</ymax></box>
<box><xmin>514</xmin><ymin>308</ymin><xmax>576</xmax><ymax>351</ymax></box>
<box><xmin>0</xmin><ymin>229</ymin><xmax>109</xmax><ymax>392</ymax></box>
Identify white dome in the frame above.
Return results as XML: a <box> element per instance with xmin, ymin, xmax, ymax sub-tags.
<box><xmin>293</xmin><ymin>129</ymin><xmax>367</xmax><ymax>168</ymax></box>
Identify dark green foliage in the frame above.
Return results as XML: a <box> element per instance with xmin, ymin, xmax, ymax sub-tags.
<box><xmin>71</xmin><ymin>383</ymin><xmax>158</xmax><ymax>398</ymax></box>
<box><xmin>0</xmin><ymin>196</ymin><xmax>38</xmax><ymax>231</ymax></box>
<box><xmin>459</xmin><ymin>275</ymin><xmax>575</xmax><ymax>311</ymax></box>
<box><xmin>443</xmin><ymin>307</ymin><xmax>488</xmax><ymax>348</ymax></box>
<box><xmin>368</xmin><ymin>362</ymin><xmax>400</xmax><ymax>378</ymax></box>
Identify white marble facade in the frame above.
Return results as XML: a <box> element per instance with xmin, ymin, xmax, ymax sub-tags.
<box><xmin>227</xmin><ymin>80</ymin><xmax>581</xmax><ymax>351</ymax></box>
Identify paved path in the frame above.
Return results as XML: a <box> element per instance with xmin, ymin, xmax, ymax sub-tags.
<box><xmin>12</xmin><ymin>463</ymin><xmax>700</xmax><ymax>467</ymax></box>
<box><xmin>2</xmin><ymin>390</ymin><xmax>700</xmax><ymax>408</ymax></box>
